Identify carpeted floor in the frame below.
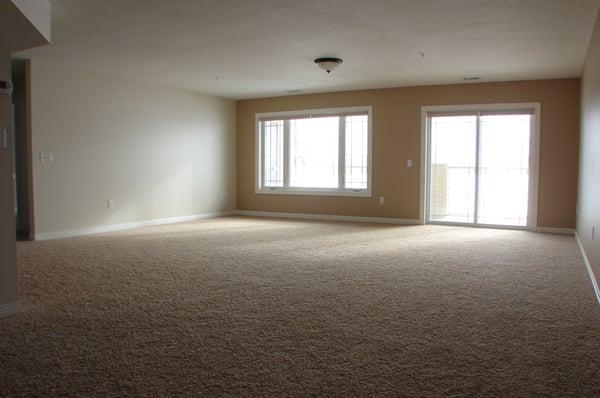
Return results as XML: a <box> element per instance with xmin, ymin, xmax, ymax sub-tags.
<box><xmin>0</xmin><ymin>216</ymin><xmax>599</xmax><ymax>397</ymax></box>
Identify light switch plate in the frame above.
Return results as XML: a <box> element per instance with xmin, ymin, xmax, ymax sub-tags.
<box><xmin>406</xmin><ymin>159</ymin><xmax>413</xmax><ymax>168</ymax></box>
<box><xmin>40</xmin><ymin>152</ymin><xmax>53</xmax><ymax>163</ymax></box>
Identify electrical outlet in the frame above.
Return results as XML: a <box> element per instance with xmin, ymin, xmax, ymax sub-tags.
<box><xmin>107</xmin><ymin>200</ymin><xmax>114</xmax><ymax>209</ymax></box>
<box><xmin>379</xmin><ymin>196</ymin><xmax>384</xmax><ymax>205</ymax></box>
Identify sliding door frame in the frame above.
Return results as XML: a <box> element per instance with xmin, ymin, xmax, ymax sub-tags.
<box><xmin>419</xmin><ymin>103</ymin><xmax>541</xmax><ymax>231</ymax></box>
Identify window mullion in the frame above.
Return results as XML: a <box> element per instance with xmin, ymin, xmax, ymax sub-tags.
<box><xmin>338</xmin><ymin>116</ymin><xmax>346</xmax><ymax>190</ymax></box>
<box><xmin>283</xmin><ymin>120</ymin><xmax>290</xmax><ymax>188</ymax></box>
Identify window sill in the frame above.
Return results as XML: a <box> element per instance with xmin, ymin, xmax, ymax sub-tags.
<box><xmin>255</xmin><ymin>188</ymin><xmax>372</xmax><ymax>198</ymax></box>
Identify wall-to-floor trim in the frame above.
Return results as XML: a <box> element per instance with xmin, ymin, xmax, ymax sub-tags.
<box><xmin>236</xmin><ymin>210</ymin><xmax>421</xmax><ymax>225</ymax></box>
<box><xmin>535</xmin><ymin>227</ymin><xmax>575</xmax><ymax>235</ymax></box>
<box><xmin>34</xmin><ymin>210</ymin><xmax>236</xmax><ymax>241</ymax></box>
<box><xmin>575</xmin><ymin>232</ymin><xmax>600</xmax><ymax>306</ymax></box>
<box><xmin>235</xmin><ymin>211</ymin><xmax>581</xmax><ymax>234</ymax></box>
<box><xmin>31</xmin><ymin>209</ymin><xmax>579</xmax><ymax>240</ymax></box>
<box><xmin>0</xmin><ymin>301</ymin><xmax>22</xmax><ymax>318</ymax></box>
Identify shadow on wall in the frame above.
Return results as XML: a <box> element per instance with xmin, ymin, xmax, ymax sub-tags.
<box><xmin>94</xmin><ymin>137</ymin><xmax>234</xmax><ymax>230</ymax></box>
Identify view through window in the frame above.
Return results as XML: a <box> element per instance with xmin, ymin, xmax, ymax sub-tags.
<box><xmin>257</xmin><ymin>107</ymin><xmax>371</xmax><ymax>196</ymax></box>
<box><xmin>427</xmin><ymin>110</ymin><xmax>534</xmax><ymax>227</ymax></box>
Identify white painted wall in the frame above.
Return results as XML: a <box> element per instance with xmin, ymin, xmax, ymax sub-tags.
<box><xmin>30</xmin><ymin>61</ymin><xmax>236</xmax><ymax>236</ymax></box>
<box><xmin>577</xmin><ymin>9</ymin><xmax>600</xmax><ymax>303</ymax></box>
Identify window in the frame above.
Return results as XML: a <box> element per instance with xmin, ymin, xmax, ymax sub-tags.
<box><xmin>256</xmin><ymin>106</ymin><xmax>372</xmax><ymax>196</ymax></box>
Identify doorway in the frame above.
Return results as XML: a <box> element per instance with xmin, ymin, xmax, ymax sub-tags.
<box><xmin>421</xmin><ymin>104</ymin><xmax>540</xmax><ymax>230</ymax></box>
<box><xmin>11</xmin><ymin>59</ymin><xmax>34</xmax><ymax>241</ymax></box>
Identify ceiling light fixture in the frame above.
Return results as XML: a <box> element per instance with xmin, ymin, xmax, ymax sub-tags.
<box><xmin>314</xmin><ymin>57</ymin><xmax>343</xmax><ymax>74</ymax></box>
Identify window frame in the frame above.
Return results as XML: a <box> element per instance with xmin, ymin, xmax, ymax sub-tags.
<box><xmin>419</xmin><ymin>102</ymin><xmax>541</xmax><ymax>230</ymax></box>
<box><xmin>255</xmin><ymin>106</ymin><xmax>373</xmax><ymax>197</ymax></box>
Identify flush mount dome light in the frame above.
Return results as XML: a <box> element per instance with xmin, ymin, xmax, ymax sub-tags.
<box><xmin>314</xmin><ymin>57</ymin><xmax>343</xmax><ymax>73</ymax></box>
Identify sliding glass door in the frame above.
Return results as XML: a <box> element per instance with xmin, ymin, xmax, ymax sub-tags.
<box><xmin>426</xmin><ymin>108</ymin><xmax>535</xmax><ymax>228</ymax></box>
<box><xmin>428</xmin><ymin>115</ymin><xmax>477</xmax><ymax>224</ymax></box>
<box><xmin>477</xmin><ymin>114</ymin><xmax>531</xmax><ymax>226</ymax></box>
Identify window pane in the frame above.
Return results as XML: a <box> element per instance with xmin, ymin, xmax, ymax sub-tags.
<box><xmin>478</xmin><ymin>115</ymin><xmax>530</xmax><ymax>226</ymax></box>
<box><xmin>429</xmin><ymin>115</ymin><xmax>477</xmax><ymax>223</ymax></box>
<box><xmin>263</xmin><ymin>120</ymin><xmax>283</xmax><ymax>187</ymax></box>
<box><xmin>345</xmin><ymin>115</ymin><xmax>368</xmax><ymax>189</ymax></box>
<box><xmin>289</xmin><ymin>116</ymin><xmax>339</xmax><ymax>188</ymax></box>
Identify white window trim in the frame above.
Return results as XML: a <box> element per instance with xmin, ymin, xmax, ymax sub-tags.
<box><xmin>255</xmin><ymin>106</ymin><xmax>373</xmax><ymax>197</ymax></box>
<box><xmin>419</xmin><ymin>102</ymin><xmax>541</xmax><ymax>231</ymax></box>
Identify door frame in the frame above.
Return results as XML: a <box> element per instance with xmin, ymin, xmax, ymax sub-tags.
<box><xmin>419</xmin><ymin>103</ymin><xmax>541</xmax><ymax>231</ymax></box>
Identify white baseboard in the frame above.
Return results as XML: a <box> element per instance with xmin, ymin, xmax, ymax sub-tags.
<box><xmin>535</xmin><ymin>226</ymin><xmax>575</xmax><ymax>235</ymax></box>
<box><xmin>32</xmin><ymin>210</ymin><xmax>577</xmax><ymax>240</ymax></box>
<box><xmin>34</xmin><ymin>210</ymin><xmax>236</xmax><ymax>241</ymax></box>
<box><xmin>236</xmin><ymin>210</ymin><xmax>421</xmax><ymax>225</ymax></box>
<box><xmin>575</xmin><ymin>232</ymin><xmax>600</xmax><ymax>306</ymax></box>
<box><xmin>0</xmin><ymin>301</ymin><xmax>22</xmax><ymax>319</ymax></box>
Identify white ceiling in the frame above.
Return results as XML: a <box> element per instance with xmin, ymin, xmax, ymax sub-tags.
<box><xmin>18</xmin><ymin>0</ymin><xmax>600</xmax><ymax>99</ymax></box>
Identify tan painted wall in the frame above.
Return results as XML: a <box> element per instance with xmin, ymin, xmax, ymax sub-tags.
<box><xmin>0</xmin><ymin>0</ymin><xmax>20</xmax><ymax>308</ymax></box>
<box><xmin>1</xmin><ymin>0</ymin><xmax>49</xmax><ymax>311</ymax></box>
<box><xmin>577</xmin><ymin>9</ymin><xmax>600</xmax><ymax>287</ymax></box>
<box><xmin>30</xmin><ymin>61</ymin><xmax>237</xmax><ymax>236</ymax></box>
<box><xmin>6</xmin><ymin>1</ymin><xmax>49</xmax><ymax>54</ymax></box>
<box><xmin>237</xmin><ymin>79</ymin><xmax>580</xmax><ymax>228</ymax></box>
<box><xmin>9</xmin><ymin>0</ymin><xmax>51</xmax><ymax>43</ymax></box>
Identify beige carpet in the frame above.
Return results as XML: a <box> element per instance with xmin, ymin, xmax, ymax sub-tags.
<box><xmin>0</xmin><ymin>216</ymin><xmax>599</xmax><ymax>397</ymax></box>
